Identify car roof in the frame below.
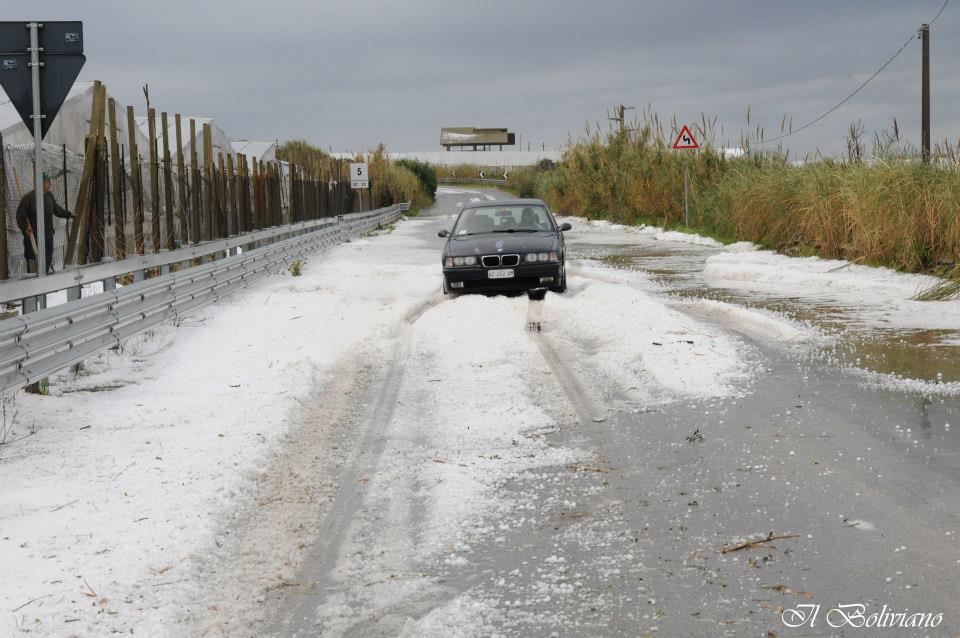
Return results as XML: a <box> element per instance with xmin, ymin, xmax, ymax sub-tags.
<box><xmin>459</xmin><ymin>198</ymin><xmax>548</xmax><ymax>211</ymax></box>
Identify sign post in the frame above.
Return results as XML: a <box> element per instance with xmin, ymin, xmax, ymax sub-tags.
<box><xmin>671</xmin><ymin>125</ymin><xmax>700</xmax><ymax>227</ymax></box>
<box><xmin>350</xmin><ymin>162</ymin><xmax>368</xmax><ymax>212</ymax></box>
<box><xmin>28</xmin><ymin>23</ymin><xmax>45</xmax><ymax>277</ymax></box>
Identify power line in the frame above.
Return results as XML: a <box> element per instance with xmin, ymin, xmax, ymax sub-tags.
<box><xmin>755</xmin><ymin>0</ymin><xmax>948</xmax><ymax>145</ymax></box>
<box><xmin>931</xmin><ymin>0</ymin><xmax>950</xmax><ymax>23</ymax></box>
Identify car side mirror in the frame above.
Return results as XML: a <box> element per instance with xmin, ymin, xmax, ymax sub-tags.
<box><xmin>559</xmin><ymin>223</ymin><xmax>572</xmax><ymax>232</ymax></box>
<box><xmin>438</xmin><ymin>229</ymin><xmax>449</xmax><ymax>238</ymax></box>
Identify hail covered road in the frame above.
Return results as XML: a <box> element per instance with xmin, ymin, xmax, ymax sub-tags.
<box><xmin>9</xmin><ymin>186</ymin><xmax>957</xmax><ymax>636</ymax></box>
<box><xmin>182</xmin><ymin>187</ymin><xmax>956</xmax><ymax>637</ymax></box>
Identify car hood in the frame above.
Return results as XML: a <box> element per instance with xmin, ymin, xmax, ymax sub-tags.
<box><xmin>446</xmin><ymin>232</ymin><xmax>557</xmax><ymax>256</ymax></box>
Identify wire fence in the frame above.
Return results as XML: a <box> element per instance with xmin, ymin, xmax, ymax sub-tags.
<box><xmin>1</xmin><ymin>143</ymin><xmax>85</xmax><ymax>277</ymax></box>
<box><xmin>0</xmin><ymin>81</ymin><xmax>364</xmax><ymax>281</ymax></box>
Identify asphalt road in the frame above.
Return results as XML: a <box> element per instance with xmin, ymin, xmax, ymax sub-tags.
<box><xmin>224</xmin><ymin>188</ymin><xmax>960</xmax><ymax>637</ymax></box>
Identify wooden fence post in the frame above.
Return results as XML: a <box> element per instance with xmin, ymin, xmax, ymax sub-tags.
<box><xmin>107</xmin><ymin>98</ymin><xmax>125</xmax><ymax>260</ymax></box>
<box><xmin>65</xmin><ymin>81</ymin><xmax>106</xmax><ymax>265</ymax></box>
<box><xmin>161</xmin><ymin>112</ymin><xmax>174</xmax><ymax>249</ymax></box>
<box><xmin>89</xmin><ymin>135</ymin><xmax>106</xmax><ymax>263</ymax></box>
<box><xmin>174</xmin><ymin>114</ymin><xmax>187</xmax><ymax>243</ymax></box>
<box><xmin>126</xmin><ymin>105</ymin><xmax>144</xmax><ymax>254</ymax></box>
<box><xmin>217</xmin><ymin>153</ymin><xmax>226</xmax><ymax>238</ymax></box>
<box><xmin>189</xmin><ymin>119</ymin><xmax>200</xmax><ymax>244</ymax></box>
<box><xmin>202</xmin><ymin>123</ymin><xmax>213</xmax><ymax>241</ymax></box>
<box><xmin>251</xmin><ymin>158</ymin><xmax>260</xmax><ymax>230</ymax></box>
<box><xmin>148</xmin><ymin>108</ymin><xmax>160</xmax><ymax>252</ymax></box>
<box><xmin>226</xmin><ymin>153</ymin><xmax>236</xmax><ymax>237</ymax></box>
<box><xmin>240</xmin><ymin>155</ymin><xmax>251</xmax><ymax>233</ymax></box>
<box><xmin>265</xmin><ymin>162</ymin><xmax>274</xmax><ymax>227</ymax></box>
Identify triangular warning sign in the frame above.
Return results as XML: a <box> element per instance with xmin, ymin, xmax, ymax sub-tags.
<box><xmin>672</xmin><ymin>125</ymin><xmax>700</xmax><ymax>150</ymax></box>
<box><xmin>0</xmin><ymin>53</ymin><xmax>86</xmax><ymax>139</ymax></box>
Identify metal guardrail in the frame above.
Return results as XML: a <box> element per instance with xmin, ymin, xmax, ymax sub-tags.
<box><xmin>0</xmin><ymin>203</ymin><xmax>408</xmax><ymax>393</ymax></box>
<box><xmin>0</xmin><ymin>206</ymin><xmax>405</xmax><ymax>304</ymax></box>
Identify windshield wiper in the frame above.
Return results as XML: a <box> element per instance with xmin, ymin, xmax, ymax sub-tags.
<box><xmin>491</xmin><ymin>229</ymin><xmax>539</xmax><ymax>233</ymax></box>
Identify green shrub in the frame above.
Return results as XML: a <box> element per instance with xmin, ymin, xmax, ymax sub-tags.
<box><xmin>395</xmin><ymin>159</ymin><xmax>437</xmax><ymax>201</ymax></box>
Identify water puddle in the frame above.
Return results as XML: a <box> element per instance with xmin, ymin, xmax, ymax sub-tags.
<box><xmin>569</xmin><ymin>241</ymin><xmax>960</xmax><ymax>384</ymax></box>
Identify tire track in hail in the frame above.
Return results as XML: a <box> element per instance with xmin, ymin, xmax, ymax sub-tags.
<box><xmin>271</xmin><ymin>295</ymin><xmax>444</xmax><ymax>635</ymax></box>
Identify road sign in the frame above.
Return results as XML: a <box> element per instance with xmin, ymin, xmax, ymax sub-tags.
<box><xmin>0</xmin><ymin>21</ymin><xmax>84</xmax><ymax>54</ymax></box>
<box><xmin>672</xmin><ymin>125</ymin><xmax>699</xmax><ymax>150</ymax></box>
<box><xmin>350</xmin><ymin>162</ymin><xmax>368</xmax><ymax>189</ymax></box>
<box><xmin>0</xmin><ymin>22</ymin><xmax>85</xmax><ymax>139</ymax></box>
<box><xmin>478</xmin><ymin>170</ymin><xmax>484</xmax><ymax>179</ymax></box>
<box><xmin>671</xmin><ymin>125</ymin><xmax>700</xmax><ymax>227</ymax></box>
<box><xmin>502</xmin><ymin>171</ymin><xmax>509</xmax><ymax>179</ymax></box>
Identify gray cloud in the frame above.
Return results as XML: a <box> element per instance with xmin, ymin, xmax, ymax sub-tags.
<box><xmin>3</xmin><ymin>1</ymin><xmax>956</xmax><ymax>156</ymax></box>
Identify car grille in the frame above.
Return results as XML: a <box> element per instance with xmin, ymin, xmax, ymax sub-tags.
<box><xmin>481</xmin><ymin>254</ymin><xmax>520</xmax><ymax>267</ymax></box>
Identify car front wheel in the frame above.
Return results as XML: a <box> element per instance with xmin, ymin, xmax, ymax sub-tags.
<box><xmin>551</xmin><ymin>265</ymin><xmax>567</xmax><ymax>293</ymax></box>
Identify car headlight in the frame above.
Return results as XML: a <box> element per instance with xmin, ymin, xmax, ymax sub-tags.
<box><xmin>526</xmin><ymin>252</ymin><xmax>553</xmax><ymax>263</ymax></box>
<box><xmin>525</xmin><ymin>253</ymin><xmax>540</xmax><ymax>263</ymax></box>
<box><xmin>453</xmin><ymin>257</ymin><xmax>465</xmax><ymax>266</ymax></box>
<box><xmin>463</xmin><ymin>256</ymin><xmax>477</xmax><ymax>266</ymax></box>
<box><xmin>450</xmin><ymin>256</ymin><xmax>477</xmax><ymax>267</ymax></box>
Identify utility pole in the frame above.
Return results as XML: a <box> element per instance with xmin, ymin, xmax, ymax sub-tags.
<box><xmin>920</xmin><ymin>23</ymin><xmax>930</xmax><ymax>163</ymax></box>
<box><xmin>607</xmin><ymin>104</ymin><xmax>635</xmax><ymax>134</ymax></box>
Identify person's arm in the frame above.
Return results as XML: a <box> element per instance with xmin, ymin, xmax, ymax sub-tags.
<box><xmin>47</xmin><ymin>193</ymin><xmax>73</xmax><ymax>219</ymax></box>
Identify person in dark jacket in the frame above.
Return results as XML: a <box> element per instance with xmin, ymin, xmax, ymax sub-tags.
<box><xmin>15</xmin><ymin>173</ymin><xmax>73</xmax><ymax>274</ymax></box>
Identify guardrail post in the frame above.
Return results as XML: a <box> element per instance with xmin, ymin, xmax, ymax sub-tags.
<box><xmin>102</xmin><ymin>276</ymin><xmax>116</xmax><ymax>292</ymax></box>
<box><xmin>21</xmin><ymin>292</ymin><xmax>45</xmax><ymax>393</ymax></box>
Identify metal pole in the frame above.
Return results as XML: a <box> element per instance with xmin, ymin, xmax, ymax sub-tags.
<box><xmin>684</xmin><ymin>164</ymin><xmax>689</xmax><ymax>227</ymax></box>
<box><xmin>29</xmin><ymin>22</ymin><xmax>46</xmax><ymax>277</ymax></box>
<box><xmin>921</xmin><ymin>23</ymin><xmax>930</xmax><ymax>163</ymax></box>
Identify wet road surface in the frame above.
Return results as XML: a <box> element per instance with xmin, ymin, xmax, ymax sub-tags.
<box><xmin>230</xmin><ymin>188</ymin><xmax>960</xmax><ymax>636</ymax></box>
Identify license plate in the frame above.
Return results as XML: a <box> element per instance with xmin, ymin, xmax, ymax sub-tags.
<box><xmin>487</xmin><ymin>269</ymin><xmax>514</xmax><ymax>279</ymax></box>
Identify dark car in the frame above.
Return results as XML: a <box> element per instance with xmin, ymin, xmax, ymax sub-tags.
<box><xmin>438</xmin><ymin>199</ymin><xmax>571</xmax><ymax>295</ymax></box>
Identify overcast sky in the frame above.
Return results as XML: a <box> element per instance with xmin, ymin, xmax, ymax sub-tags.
<box><xmin>4</xmin><ymin>1</ymin><xmax>958</xmax><ymax>156</ymax></box>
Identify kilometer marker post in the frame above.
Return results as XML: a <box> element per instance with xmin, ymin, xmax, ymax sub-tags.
<box><xmin>672</xmin><ymin>125</ymin><xmax>700</xmax><ymax>227</ymax></box>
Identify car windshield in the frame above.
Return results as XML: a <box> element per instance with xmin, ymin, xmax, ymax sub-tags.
<box><xmin>452</xmin><ymin>205</ymin><xmax>555</xmax><ymax>236</ymax></box>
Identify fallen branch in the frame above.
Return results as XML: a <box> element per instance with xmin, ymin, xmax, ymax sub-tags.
<box><xmin>12</xmin><ymin>593</ymin><xmax>52</xmax><ymax>612</ymax></box>
<box><xmin>765</xmin><ymin>584</ymin><xmax>812</xmax><ymax>599</ymax></box>
<box><xmin>720</xmin><ymin>532</ymin><xmax>800</xmax><ymax>554</ymax></box>
<box><xmin>569</xmin><ymin>464</ymin><xmax>612</xmax><ymax>474</ymax></box>
<box><xmin>50</xmin><ymin>499</ymin><xmax>78</xmax><ymax>513</ymax></box>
